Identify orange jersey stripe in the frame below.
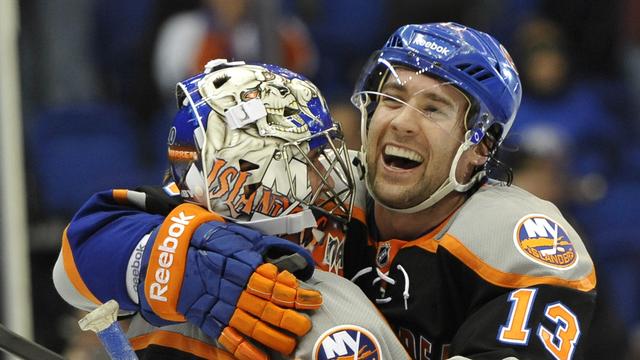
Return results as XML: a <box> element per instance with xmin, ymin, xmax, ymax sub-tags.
<box><xmin>61</xmin><ymin>226</ymin><xmax>102</xmax><ymax>305</ymax></box>
<box><xmin>403</xmin><ymin>236</ymin><xmax>438</xmax><ymax>253</ymax></box>
<box><xmin>112</xmin><ymin>189</ymin><xmax>129</xmax><ymax>205</ymax></box>
<box><xmin>130</xmin><ymin>330</ymin><xmax>235</xmax><ymax>359</ymax></box>
<box><xmin>397</xmin><ymin>212</ymin><xmax>456</xmax><ymax>254</ymax></box>
<box><xmin>438</xmin><ymin>233</ymin><xmax>596</xmax><ymax>292</ymax></box>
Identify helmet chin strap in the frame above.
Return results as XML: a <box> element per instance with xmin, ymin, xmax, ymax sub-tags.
<box><xmin>356</xmin><ymin>96</ymin><xmax>485</xmax><ymax>214</ymax></box>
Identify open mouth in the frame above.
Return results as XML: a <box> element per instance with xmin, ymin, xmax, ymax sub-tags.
<box><xmin>283</xmin><ymin>107</ymin><xmax>298</xmax><ymax>117</ymax></box>
<box><xmin>383</xmin><ymin>145</ymin><xmax>423</xmax><ymax>170</ymax></box>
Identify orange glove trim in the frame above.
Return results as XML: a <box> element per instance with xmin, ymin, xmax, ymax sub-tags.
<box><xmin>228</xmin><ymin>308</ymin><xmax>259</xmax><ymax>335</ymax></box>
<box><xmin>280</xmin><ymin>309</ymin><xmax>312</xmax><ymax>336</ymax></box>
<box><xmin>295</xmin><ymin>287</ymin><xmax>323</xmax><ymax>310</ymax></box>
<box><xmin>251</xmin><ymin>319</ymin><xmax>296</xmax><ymax>355</ymax></box>
<box><xmin>218</xmin><ymin>327</ymin><xmax>268</xmax><ymax>360</ymax></box>
<box><xmin>237</xmin><ymin>290</ymin><xmax>312</xmax><ymax>336</ymax></box>
<box><xmin>144</xmin><ymin>203</ymin><xmax>224</xmax><ymax>322</ymax></box>
<box><xmin>246</xmin><ymin>264</ymin><xmax>323</xmax><ymax>310</ymax></box>
<box><xmin>229</xmin><ymin>308</ymin><xmax>297</xmax><ymax>355</ymax></box>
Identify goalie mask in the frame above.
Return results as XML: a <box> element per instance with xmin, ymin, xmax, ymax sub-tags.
<box><xmin>168</xmin><ymin>60</ymin><xmax>355</xmax><ymax>233</ymax></box>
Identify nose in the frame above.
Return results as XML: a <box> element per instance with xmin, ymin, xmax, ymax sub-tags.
<box><xmin>389</xmin><ymin>106</ymin><xmax>420</xmax><ymax>136</ymax></box>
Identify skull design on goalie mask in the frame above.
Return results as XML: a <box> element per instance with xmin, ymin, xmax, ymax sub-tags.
<box><xmin>168</xmin><ymin>60</ymin><xmax>355</xmax><ymax>229</ymax></box>
<box><xmin>199</xmin><ymin>65</ymin><xmax>319</xmax><ymax>142</ymax></box>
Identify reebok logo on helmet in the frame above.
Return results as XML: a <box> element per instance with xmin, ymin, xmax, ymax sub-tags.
<box><xmin>410</xmin><ymin>33</ymin><xmax>456</xmax><ymax>59</ymax></box>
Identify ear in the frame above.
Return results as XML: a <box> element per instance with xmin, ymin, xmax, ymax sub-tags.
<box><xmin>469</xmin><ymin>137</ymin><xmax>492</xmax><ymax>166</ymax></box>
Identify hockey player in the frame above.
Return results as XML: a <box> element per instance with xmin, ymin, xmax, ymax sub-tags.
<box><xmin>53</xmin><ymin>60</ymin><xmax>409</xmax><ymax>359</ymax></box>
<box><xmin>342</xmin><ymin>22</ymin><xmax>596</xmax><ymax>359</ymax></box>
<box><xmin>55</xmin><ymin>22</ymin><xmax>597</xmax><ymax>360</ymax></box>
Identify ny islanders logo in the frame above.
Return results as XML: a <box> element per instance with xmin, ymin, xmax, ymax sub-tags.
<box><xmin>313</xmin><ymin>325</ymin><xmax>381</xmax><ymax>360</ymax></box>
<box><xmin>513</xmin><ymin>214</ymin><xmax>578</xmax><ymax>269</ymax></box>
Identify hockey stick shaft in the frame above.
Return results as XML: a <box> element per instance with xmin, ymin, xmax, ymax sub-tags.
<box><xmin>92</xmin><ymin>322</ymin><xmax>138</xmax><ymax>360</ymax></box>
<box><xmin>0</xmin><ymin>323</ymin><xmax>63</xmax><ymax>360</ymax></box>
<box><xmin>78</xmin><ymin>300</ymin><xmax>138</xmax><ymax>360</ymax></box>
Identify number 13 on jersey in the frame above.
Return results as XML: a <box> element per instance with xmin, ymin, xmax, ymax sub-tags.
<box><xmin>497</xmin><ymin>288</ymin><xmax>581</xmax><ymax>360</ymax></box>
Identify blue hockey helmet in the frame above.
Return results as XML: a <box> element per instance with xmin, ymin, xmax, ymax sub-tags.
<box><xmin>351</xmin><ymin>23</ymin><xmax>522</xmax><ymax>213</ymax></box>
<box><xmin>168</xmin><ymin>59</ymin><xmax>355</xmax><ymax>223</ymax></box>
<box><xmin>353</xmin><ymin>22</ymin><xmax>522</xmax><ymax>146</ymax></box>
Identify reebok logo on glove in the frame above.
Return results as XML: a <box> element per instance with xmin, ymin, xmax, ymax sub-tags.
<box><xmin>149</xmin><ymin>212</ymin><xmax>195</xmax><ymax>302</ymax></box>
<box><xmin>144</xmin><ymin>204</ymin><xmax>223</xmax><ymax>322</ymax></box>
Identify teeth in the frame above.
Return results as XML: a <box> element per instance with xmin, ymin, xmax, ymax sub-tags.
<box><xmin>272</xmin><ymin>124</ymin><xmax>308</xmax><ymax>133</ymax></box>
<box><xmin>384</xmin><ymin>145</ymin><xmax>423</xmax><ymax>163</ymax></box>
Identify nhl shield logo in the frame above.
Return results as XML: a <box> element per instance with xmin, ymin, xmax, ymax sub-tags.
<box><xmin>376</xmin><ymin>242</ymin><xmax>391</xmax><ymax>268</ymax></box>
<box><xmin>513</xmin><ymin>214</ymin><xmax>578</xmax><ymax>269</ymax></box>
<box><xmin>312</xmin><ymin>325</ymin><xmax>381</xmax><ymax>360</ymax></box>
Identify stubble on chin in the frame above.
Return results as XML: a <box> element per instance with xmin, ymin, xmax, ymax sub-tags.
<box><xmin>371</xmin><ymin>175</ymin><xmax>424</xmax><ymax>209</ymax></box>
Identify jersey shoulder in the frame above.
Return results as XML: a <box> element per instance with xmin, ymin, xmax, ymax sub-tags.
<box><xmin>440</xmin><ymin>184</ymin><xmax>595</xmax><ymax>291</ymax></box>
<box><xmin>294</xmin><ymin>271</ymin><xmax>411</xmax><ymax>360</ymax></box>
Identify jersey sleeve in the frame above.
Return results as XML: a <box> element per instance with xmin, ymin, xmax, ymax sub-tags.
<box><xmin>450</xmin><ymin>284</ymin><xmax>595</xmax><ymax>360</ymax></box>
<box><xmin>53</xmin><ymin>189</ymin><xmax>167</xmax><ymax>312</ymax></box>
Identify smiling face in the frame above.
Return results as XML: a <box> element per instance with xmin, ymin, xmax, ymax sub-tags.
<box><xmin>365</xmin><ymin>68</ymin><xmax>470</xmax><ymax>208</ymax></box>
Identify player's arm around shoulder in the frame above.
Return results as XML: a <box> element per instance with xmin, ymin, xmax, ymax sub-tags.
<box><xmin>53</xmin><ymin>188</ymin><xmax>168</xmax><ymax>312</ymax></box>
<box><xmin>441</xmin><ymin>185</ymin><xmax>596</xmax><ymax>360</ymax></box>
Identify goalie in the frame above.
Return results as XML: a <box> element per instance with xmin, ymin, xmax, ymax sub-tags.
<box><xmin>53</xmin><ymin>60</ymin><xmax>409</xmax><ymax>359</ymax></box>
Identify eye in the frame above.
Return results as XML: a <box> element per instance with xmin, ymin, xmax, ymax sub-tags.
<box><xmin>273</xmin><ymin>85</ymin><xmax>290</xmax><ymax>96</ymax></box>
<box><xmin>380</xmin><ymin>96</ymin><xmax>402</xmax><ymax>108</ymax></box>
<box><xmin>239</xmin><ymin>159</ymin><xmax>259</xmax><ymax>172</ymax></box>
<box><xmin>423</xmin><ymin>105</ymin><xmax>440</xmax><ymax>113</ymax></box>
<box><xmin>212</xmin><ymin>74</ymin><xmax>230</xmax><ymax>88</ymax></box>
<box><xmin>262</xmin><ymin>71</ymin><xmax>276</xmax><ymax>80</ymax></box>
<box><xmin>241</xmin><ymin>87</ymin><xmax>261</xmax><ymax>101</ymax></box>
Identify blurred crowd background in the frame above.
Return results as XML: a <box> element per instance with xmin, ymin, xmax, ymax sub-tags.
<box><xmin>5</xmin><ymin>0</ymin><xmax>640</xmax><ymax>358</ymax></box>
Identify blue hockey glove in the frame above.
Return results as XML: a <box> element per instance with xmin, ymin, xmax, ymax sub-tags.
<box><xmin>137</xmin><ymin>203</ymin><xmax>322</xmax><ymax>357</ymax></box>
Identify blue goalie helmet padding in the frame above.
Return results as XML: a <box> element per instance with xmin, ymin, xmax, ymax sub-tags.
<box><xmin>353</xmin><ymin>22</ymin><xmax>522</xmax><ymax>145</ymax></box>
<box><xmin>167</xmin><ymin>59</ymin><xmax>354</xmax><ymax>223</ymax></box>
